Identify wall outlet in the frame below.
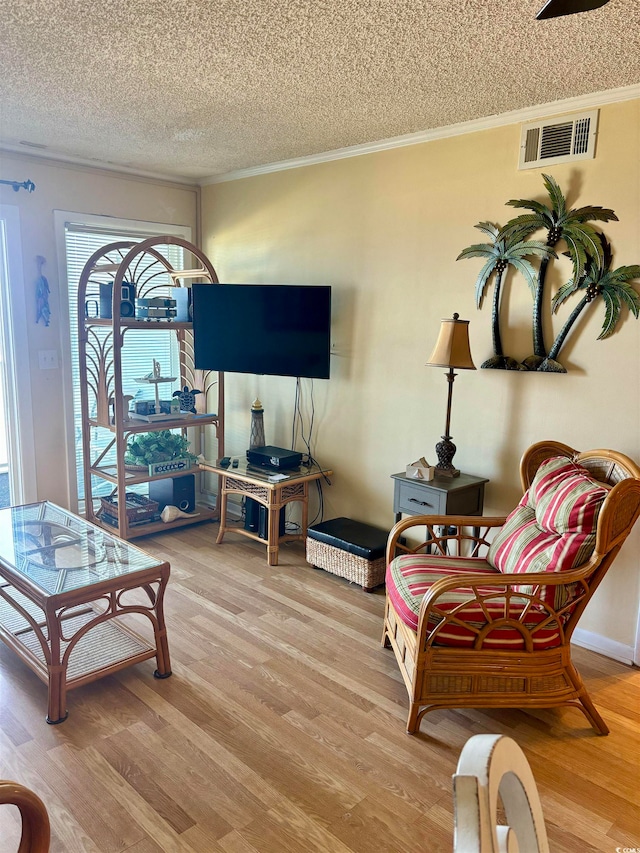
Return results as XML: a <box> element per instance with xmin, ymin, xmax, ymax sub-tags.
<box><xmin>38</xmin><ymin>349</ymin><xmax>59</xmax><ymax>370</ymax></box>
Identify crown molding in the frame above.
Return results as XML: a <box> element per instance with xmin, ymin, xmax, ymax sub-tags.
<box><xmin>202</xmin><ymin>83</ymin><xmax>640</xmax><ymax>185</ymax></box>
<box><xmin>2</xmin><ymin>83</ymin><xmax>637</xmax><ymax>188</ymax></box>
<box><xmin>0</xmin><ymin>142</ymin><xmax>198</xmax><ymax>188</ymax></box>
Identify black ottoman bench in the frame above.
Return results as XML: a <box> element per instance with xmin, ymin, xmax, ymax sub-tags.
<box><xmin>306</xmin><ymin>517</ymin><xmax>390</xmax><ymax>592</ymax></box>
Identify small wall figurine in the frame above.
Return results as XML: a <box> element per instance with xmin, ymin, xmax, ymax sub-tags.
<box><xmin>35</xmin><ymin>256</ymin><xmax>51</xmax><ymax>326</ymax></box>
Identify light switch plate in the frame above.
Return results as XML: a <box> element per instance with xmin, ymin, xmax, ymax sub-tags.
<box><xmin>38</xmin><ymin>350</ymin><xmax>58</xmax><ymax>370</ymax></box>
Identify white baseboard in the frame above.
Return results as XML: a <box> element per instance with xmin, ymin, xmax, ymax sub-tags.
<box><xmin>572</xmin><ymin>628</ymin><xmax>634</xmax><ymax>665</ymax></box>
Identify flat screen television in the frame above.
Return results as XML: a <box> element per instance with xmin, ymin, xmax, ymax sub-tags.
<box><xmin>192</xmin><ymin>284</ymin><xmax>331</xmax><ymax>379</ymax></box>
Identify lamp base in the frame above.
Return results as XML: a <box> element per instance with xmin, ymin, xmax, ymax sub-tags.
<box><xmin>435</xmin><ymin>436</ymin><xmax>460</xmax><ymax>478</ymax></box>
<box><xmin>435</xmin><ymin>465</ymin><xmax>460</xmax><ymax>478</ymax></box>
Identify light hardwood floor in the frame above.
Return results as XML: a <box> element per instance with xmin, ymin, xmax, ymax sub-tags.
<box><xmin>1</xmin><ymin>523</ymin><xmax>639</xmax><ymax>852</ymax></box>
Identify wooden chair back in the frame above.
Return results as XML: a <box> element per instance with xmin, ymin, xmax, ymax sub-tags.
<box><xmin>520</xmin><ymin>440</ymin><xmax>640</xmax><ymax>489</ymax></box>
<box><xmin>519</xmin><ymin>441</ymin><xmax>640</xmax><ymax>638</ymax></box>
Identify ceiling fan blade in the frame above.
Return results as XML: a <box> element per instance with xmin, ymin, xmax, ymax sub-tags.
<box><xmin>536</xmin><ymin>0</ymin><xmax>610</xmax><ymax>19</ymax></box>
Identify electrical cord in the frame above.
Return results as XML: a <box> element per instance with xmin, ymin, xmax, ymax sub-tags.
<box><xmin>291</xmin><ymin>378</ymin><xmax>331</xmax><ymax>525</ymax></box>
<box><xmin>293</xmin><ymin>377</ymin><xmax>315</xmax><ymax>461</ymax></box>
<box><xmin>310</xmin><ymin>478</ymin><xmax>325</xmax><ymax>526</ymax></box>
<box><xmin>291</xmin><ymin>379</ymin><xmax>300</xmax><ymax>451</ymax></box>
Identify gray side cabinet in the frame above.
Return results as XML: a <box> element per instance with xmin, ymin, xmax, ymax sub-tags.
<box><xmin>391</xmin><ymin>472</ymin><xmax>488</xmax><ymax>523</ymax></box>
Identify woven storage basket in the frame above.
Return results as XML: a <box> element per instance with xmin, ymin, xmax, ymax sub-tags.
<box><xmin>100</xmin><ymin>493</ymin><xmax>159</xmax><ymax>524</ymax></box>
<box><xmin>306</xmin><ymin>537</ymin><xmax>386</xmax><ymax>592</ymax></box>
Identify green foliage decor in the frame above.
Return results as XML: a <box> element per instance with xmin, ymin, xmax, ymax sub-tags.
<box><xmin>457</xmin><ymin>173</ymin><xmax>640</xmax><ymax>372</ymax></box>
<box><xmin>124</xmin><ymin>430</ymin><xmax>197</xmax><ymax>466</ymax></box>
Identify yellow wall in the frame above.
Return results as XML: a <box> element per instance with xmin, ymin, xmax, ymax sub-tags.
<box><xmin>201</xmin><ymin>98</ymin><xmax>640</xmax><ymax>654</ymax></box>
<box><xmin>0</xmin><ymin>151</ymin><xmax>197</xmax><ymax>506</ymax></box>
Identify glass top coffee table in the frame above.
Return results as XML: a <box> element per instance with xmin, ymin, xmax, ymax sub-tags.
<box><xmin>0</xmin><ymin>501</ymin><xmax>172</xmax><ymax>723</ymax></box>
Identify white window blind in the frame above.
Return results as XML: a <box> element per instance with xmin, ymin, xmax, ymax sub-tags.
<box><xmin>65</xmin><ymin>227</ymin><xmax>183</xmax><ymax>503</ymax></box>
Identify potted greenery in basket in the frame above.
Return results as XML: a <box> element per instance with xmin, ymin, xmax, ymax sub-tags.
<box><xmin>124</xmin><ymin>430</ymin><xmax>198</xmax><ymax>473</ymax></box>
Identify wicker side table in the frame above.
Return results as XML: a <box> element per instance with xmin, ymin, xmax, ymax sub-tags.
<box><xmin>199</xmin><ymin>459</ymin><xmax>332</xmax><ymax>566</ymax></box>
<box><xmin>306</xmin><ymin>517</ymin><xmax>390</xmax><ymax>592</ymax></box>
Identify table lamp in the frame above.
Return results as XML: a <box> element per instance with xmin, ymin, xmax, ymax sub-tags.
<box><xmin>426</xmin><ymin>313</ymin><xmax>476</xmax><ymax>477</ymax></box>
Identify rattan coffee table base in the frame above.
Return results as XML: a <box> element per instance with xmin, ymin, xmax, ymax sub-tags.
<box><xmin>0</xmin><ymin>502</ymin><xmax>172</xmax><ymax>724</ymax></box>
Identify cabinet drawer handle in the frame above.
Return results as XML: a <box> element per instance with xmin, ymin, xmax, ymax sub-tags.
<box><xmin>409</xmin><ymin>498</ymin><xmax>432</xmax><ymax>507</ymax></box>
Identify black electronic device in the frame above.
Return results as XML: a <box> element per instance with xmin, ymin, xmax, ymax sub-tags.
<box><xmin>136</xmin><ymin>296</ymin><xmax>177</xmax><ymax>320</ymax></box>
<box><xmin>137</xmin><ymin>307</ymin><xmax>177</xmax><ymax>319</ymax></box>
<box><xmin>171</xmin><ymin>286</ymin><xmax>192</xmax><ymax>321</ymax></box>
<box><xmin>148</xmin><ymin>474</ymin><xmax>195</xmax><ymax>513</ymax></box>
<box><xmin>246</xmin><ymin>445</ymin><xmax>302</xmax><ymax>470</ymax></box>
<box><xmin>244</xmin><ymin>497</ymin><xmax>285</xmax><ymax>540</ymax></box>
<box><xmin>136</xmin><ymin>297</ymin><xmax>176</xmax><ymax>308</ymax></box>
<box><xmin>192</xmin><ymin>284</ymin><xmax>331</xmax><ymax>379</ymax></box>
<box><xmin>99</xmin><ymin>281</ymin><xmax>136</xmax><ymax>319</ymax></box>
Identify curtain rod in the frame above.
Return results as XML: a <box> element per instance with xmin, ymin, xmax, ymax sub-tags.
<box><xmin>0</xmin><ymin>178</ymin><xmax>35</xmax><ymax>193</ymax></box>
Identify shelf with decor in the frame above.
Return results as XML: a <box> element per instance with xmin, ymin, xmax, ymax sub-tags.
<box><xmin>82</xmin><ymin>318</ymin><xmax>195</xmax><ymax>330</ymax></box>
<box><xmin>86</xmin><ymin>413</ymin><xmax>219</xmax><ymax>433</ymax></box>
<box><xmin>77</xmin><ymin>235</ymin><xmax>224</xmax><ymax>540</ymax></box>
<box><xmin>88</xmin><ymin>462</ymin><xmax>203</xmax><ymax>487</ymax></box>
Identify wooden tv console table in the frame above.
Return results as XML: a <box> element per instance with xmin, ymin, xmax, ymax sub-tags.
<box><xmin>200</xmin><ymin>459</ymin><xmax>332</xmax><ymax>566</ymax></box>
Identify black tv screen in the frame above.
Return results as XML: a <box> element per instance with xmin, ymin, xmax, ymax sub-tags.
<box><xmin>192</xmin><ymin>284</ymin><xmax>331</xmax><ymax>379</ymax></box>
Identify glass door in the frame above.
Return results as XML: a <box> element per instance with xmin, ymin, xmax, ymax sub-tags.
<box><xmin>0</xmin><ymin>344</ymin><xmax>8</xmax><ymax>506</ymax></box>
<box><xmin>0</xmin><ymin>205</ymin><xmax>37</xmax><ymax>507</ymax></box>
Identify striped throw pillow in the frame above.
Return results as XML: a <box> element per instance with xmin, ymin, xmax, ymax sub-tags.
<box><xmin>487</xmin><ymin>456</ymin><xmax>609</xmax><ymax>608</ymax></box>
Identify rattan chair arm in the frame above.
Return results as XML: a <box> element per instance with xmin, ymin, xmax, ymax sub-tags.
<box><xmin>0</xmin><ymin>780</ymin><xmax>50</xmax><ymax>852</ymax></box>
<box><xmin>423</xmin><ymin>565</ymin><xmax>590</xmax><ymax>597</ymax></box>
<box><xmin>417</xmin><ymin>565</ymin><xmax>594</xmax><ymax>630</ymax></box>
<box><xmin>386</xmin><ymin>515</ymin><xmax>507</xmax><ymax>564</ymax></box>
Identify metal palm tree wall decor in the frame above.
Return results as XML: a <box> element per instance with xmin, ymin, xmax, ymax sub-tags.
<box><xmin>457</xmin><ymin>174</ymin><xmax>639</xmax><ymax>373</ymax></box>
<box><xmin>544</xmin><ymin>236</ymin><xmax>640</xmax><ymax>372</ymax></box>
<box><xmin>457</xmin><ymin>222</ymin><xmax>555</xmax><ymax>370</ymax></box>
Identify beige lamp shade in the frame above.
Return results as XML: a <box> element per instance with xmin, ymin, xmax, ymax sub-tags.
<box><xmin>426</xmin><ymin>314</ymin><xmax>476</xmax><ymax>370</ymax></box>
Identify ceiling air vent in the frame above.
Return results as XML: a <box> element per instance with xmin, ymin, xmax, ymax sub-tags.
<box><xmin>518</xmin><ymin>109</ymin><xmax>599</xmax><ymax>170</ymax></box>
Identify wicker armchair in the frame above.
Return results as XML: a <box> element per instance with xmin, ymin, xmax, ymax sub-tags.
<box><xmin>382</xmin><ymin>440</ymin><xmax>640</xmax><ymax>735</ymax></box>
<box><xmin>0</xmin><ymin>780</ymin><xmax>50</xmax><ymax>852</ymax></box>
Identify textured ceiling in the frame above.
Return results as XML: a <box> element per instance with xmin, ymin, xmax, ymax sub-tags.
<box><xmin>0</xmin><ymin>0</ymin><xmax>639</xmax><ymax>182</ymax></box>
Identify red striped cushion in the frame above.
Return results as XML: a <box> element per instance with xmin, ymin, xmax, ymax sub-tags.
<box><xmin>487</xmin><ymin>456</ymin><xmax>609</xmax><ymax>608</ymax></box>
<box><xmin>386</xmin><ymin>554</ymin><xmax>563</xmax><ymax>650</ymax></box>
